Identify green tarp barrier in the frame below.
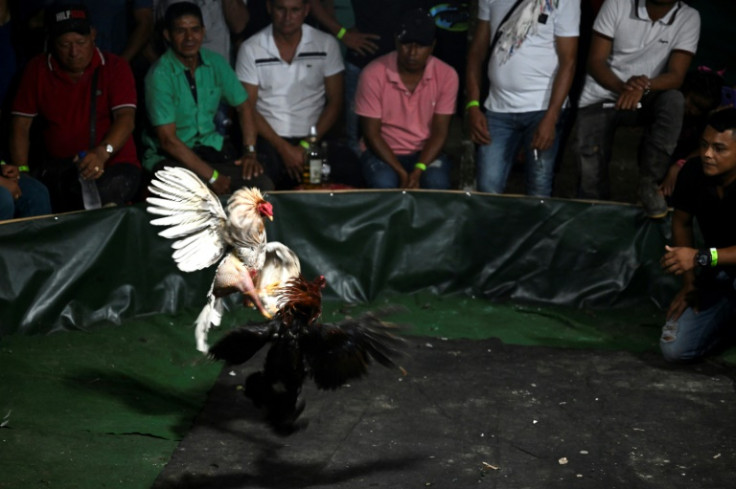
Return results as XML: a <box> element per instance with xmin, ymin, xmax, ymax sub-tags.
<box><xmin>0</xmin><ymin>190</ymin><xmax>678</xmax><ymax>337</ymax></box>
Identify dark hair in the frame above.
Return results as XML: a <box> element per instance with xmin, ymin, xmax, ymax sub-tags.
<box><xmin>164</xmin><ymin>2</ymin><xmax>204</xmax><ymax>32</ymax></box>
<box><xmin>706</xmin><ymin>108</ymin><xmax>736</xmax><ymax>137</ymax></box>
<box><xmin>682</xmin><ymin>69</ymin><xmax>724</xmax><ymax>111</ymax></box>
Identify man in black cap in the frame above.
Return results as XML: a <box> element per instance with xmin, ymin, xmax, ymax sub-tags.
<box><xmin>9</xmin><ymin>4</ymin><xmax>141</xmax><ymax>212</ymax></box>
<box><xmin>354</xmin><ymin>8</ymin><xmax>458</xmax><ymax>189</ymax></box>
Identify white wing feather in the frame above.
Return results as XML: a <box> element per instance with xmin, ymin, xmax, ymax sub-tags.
<box><xmin>147</xmin><ymin>167</ymin><xmax>229</xmax><ymax>271</ymax></box>
<box><xmin>256</xmin><ymin>241</ymin><xmax>301</xmax><ymax>316</ymax></box>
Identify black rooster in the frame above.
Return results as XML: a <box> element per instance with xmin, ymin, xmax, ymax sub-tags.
<box><xmin>209</xmin><ymin>275</ymin><xmax>406</xmax><ymax>434</ymax></box>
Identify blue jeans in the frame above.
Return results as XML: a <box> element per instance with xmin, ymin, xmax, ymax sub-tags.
<box><xmin>574</xmin><ymin>90</ymin><xmax>684</xmax><ymax>199</ymax></box>
<box><xmin>360</xmin><ymin>150</ymin><xmax>452</xmax><ymax>189</ymax></box>
<box><xmin>660</xmin><ymin>271</ymin><xmax>736</xmax><ymax>362</ymax></box>
<box><xmin>344</xmin><ymin>62</ymin><xmax>362</xmax><ymax>157</ymax></box>
<box><xmin>0</xmin><ymin>174</ymin><xmax>52</xmax><ymax>221</ymax></box>
<box><xmin>476</xmin><ymin>110</ymin><xmax>566</xmax><ymax>196</ymax></box>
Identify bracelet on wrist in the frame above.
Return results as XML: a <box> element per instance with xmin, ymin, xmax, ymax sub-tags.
<box><xmin>465</xmin><ymin>100</ymin><xmax>480</xmax><ymax>111</ymax></box>
<box><xmin>299</xmin><ymin>140</ymin><xmax>310</xmax><ymax>150</ymax></box>
<box><xmin>336</xmin><ymin>27</ymin><xmax>347</xmax><ymax>40</ymax></box>
<box><xmin>243</xmin><ymin>144</ymin><xmax>256</xmax><ymax>157</ymax></box>
<box><xmin>18</xmin><ymin>165</ymin><xmax>30</xmax><ymax>173</ymax></box>
<box><xmin>710</xmin><ymin>247</ymin><xmax>719</xmax><ymax>267</ymax></box>
<box><xmin>208</xmin><ymin>169</ymin><xmax>219</xmax><ymax>185</ymax></box>
<box><xmin>415</xmin><ymin>162</ymin><xmax>427</xmax><ymax>171</ymax></box>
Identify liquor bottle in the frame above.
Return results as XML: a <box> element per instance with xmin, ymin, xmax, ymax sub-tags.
<box><xmin>304</xmin><ymin>125</ymin><xmax>322</xmax><ymax>185</ymax></box>
<box><xmin>320</xmin><ymin>141</ymin><xmax>330</xmax><ymax>183</ymax></box>
<box><xmin>77</xmin><ymin>151</ymin><xmax>102</xmax><ymax>210</ymax></box>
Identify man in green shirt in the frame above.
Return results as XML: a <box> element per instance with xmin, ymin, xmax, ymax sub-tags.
<box><xmin>143</xmin><ymin>2</ymin><xmax>272</xmax><ymax>194</ymax></box>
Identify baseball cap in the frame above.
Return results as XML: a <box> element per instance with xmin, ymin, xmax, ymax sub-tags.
<box><xmin>46</xmin><ymin>4</ymin><xmax>92</xmax><ymax>41</ymax></box>
<box><xmin>396</xmin><ymin>8</ymin><xmax>436</xmax><ymax>46</ymax></box>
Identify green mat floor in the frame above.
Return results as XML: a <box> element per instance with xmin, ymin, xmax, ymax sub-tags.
<box><xmin>1</xmin><ymin>293</ymin><xmax>734</xmax><ymax>489</ymax></box>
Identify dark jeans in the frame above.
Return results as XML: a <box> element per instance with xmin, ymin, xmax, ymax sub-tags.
<box><xmin>257</xmin><ymin>136</ymin><xmax>364</xmax><ymax>190</ymax></box>
<box><xmin>574</xmin><ymin>89</ymin><xmax>684</xmax><ymax>199</ymax></box>
<box><xmin>35</xmin><ymin>158</ymin><xmax>141</xmax><ymax>213</ymax></box>
<box><xmin>153</xmin><ymin>143</ymin><xmax>274</xmax><ymax>192</ymax></box>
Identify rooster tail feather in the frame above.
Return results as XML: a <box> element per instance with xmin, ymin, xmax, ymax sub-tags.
<box><xmin>194</xmin><ymin>294</ymin><xmax>223</xmax><ymax>354</ymax></box>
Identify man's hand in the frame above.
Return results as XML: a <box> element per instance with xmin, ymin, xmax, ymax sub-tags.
<box><xmin>76</xmin><ymin>148</ymin><xmax>108</xmax><ymax>180</ymax></box>
<box><xmin>405</xmin><ymin>168</ymin><xmax>422</xmax><ymax>189</ymax></box>
<box><xmin>616</xmin><ymin>88</ymin><xmax>644</xmax><ymax>111</ymax></box>
<box><xmin>531</xmin><ymin>113</ymin><xmax>557</xmax><ymax>151</ymax></box>
<box><xmin>341</xmin><ymin>29</ymin><xmax>380</xmax><ymax>56</ymax></box>
<box><xmin>467</xmin><ymin>107</ymin><xmax>491</xmax><ymax>145</ymax></box>
<box><xmin>661</xmin><ymin>245</ymin><xmax>697</xmax><ymax>276</ymax></box>
<box><xmin>209</xmin><ymin>170</ymin><xmax>232</xmax><ymax>195</ymax></box>
<box><xmin>1</xmin><ymin>164</ymin><xmax>20</xmax><ymax>180</ymax></box>
<box><xmin>235</xmin><ymin>153</ymin><xmax>265</xmax><ymax>181</ymax></box>
<box><xmin>278</xmin><ymin>142</ymin><xmax>306</xmax><ymax>182</ymax></box>
<box><xmin>624</xmin><ymin>75</ymin><xmax>651</xmax><ymax>92</ymax></box>
<box><xmin>666</xmin><ymin>284</ymin><xmax>698</xmax><ymax>322</ymax></box>
<box><xmin>660</xmin><ymin>164</ymin><xmax>682</xmax><ymax>197</ymax></box>
<box><xmin>0</xmin><ymin>177</ymin><xmax>21</xmax><ymax>200</ymax></box>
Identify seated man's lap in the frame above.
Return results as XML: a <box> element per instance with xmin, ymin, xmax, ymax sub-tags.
<box><xmin>361</xmin><ymin>150</ymin><xmax>451</xmax><ymax>189</ymax></box>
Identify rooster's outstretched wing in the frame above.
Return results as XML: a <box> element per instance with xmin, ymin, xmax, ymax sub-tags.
<box><xmin>302</xmin><ymin>314</ymin><xmax>406</xmax><ymax>390</ymax></box>
<box><xmin>208</xmin><ymin>322</ymin><xmax>278</xmax><ymax>365</ymax></box>
<box><xmin>147</xmin><ymin>167</ymin><xmax>229</xmax><ymax>272</ymax></box>
<box><xmin>256</xmin><ymin>242</ymin><xmax>302</xmax><ymax>316</ymax></box>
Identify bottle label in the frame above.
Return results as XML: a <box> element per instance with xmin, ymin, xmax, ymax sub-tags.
<box><xmin>309</xmin><ymin>158</ymin><xmax>322</xmax><ymax>184</ymax></box>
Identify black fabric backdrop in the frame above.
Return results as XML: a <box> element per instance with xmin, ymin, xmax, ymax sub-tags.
<box><xmin>0</xmin><ymin>191</ymin><xmax>678</xmax><ymax>336</ymax></box>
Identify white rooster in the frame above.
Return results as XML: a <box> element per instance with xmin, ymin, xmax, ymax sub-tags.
<box><xmin>147</xmin><ymin>167</ymin><xmax>301</xmax><ymax>353</ymax></box>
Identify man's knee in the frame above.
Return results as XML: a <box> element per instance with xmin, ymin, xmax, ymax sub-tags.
<box><xmin>659</xmin><ymin>317</ymin><xmax>705</xmax><ymax>363</ymax></box>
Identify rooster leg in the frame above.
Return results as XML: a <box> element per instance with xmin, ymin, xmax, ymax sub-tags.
<box><xmin>237</xmin><ymin>270</ymin><xmax>272</xmax><ymax>319</ymax></box>
<box><xmin>213</xmin><ymin>256</ymin><xmax>273</xmax><ymax>319</ymax></box>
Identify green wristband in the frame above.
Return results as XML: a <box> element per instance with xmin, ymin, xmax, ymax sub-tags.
<box><xmin>465</xmin><ymin>100</ymin><xmax>480</xmax><ymax>111</ymax></box>
<box><xmin>299</xmin><ymin>140</ymin><xmax>310</xmax><ymax>150</ymax></box>
<box><xmin>208</xmin><ymin>169</ymin><xmax>219</xmax><ymax>185</ymax></box>
<box><xmin>18</xmin><ymin>165</ymin><xmax>30</xmax><ymax>173</ymax></box>
<box><xmin>337</xmin><ymin>27</ymin><xmax>347</xmax><ymax>40</ymax></box>
<box><xmin>415</xmin><ymin>162</ymin><xmax>427</xmax><ymax>171</ymax></box>
<box><xmin>710</xmin><ymin>248</ymin><xmax>718</xmax><ymax>267</ymax></box>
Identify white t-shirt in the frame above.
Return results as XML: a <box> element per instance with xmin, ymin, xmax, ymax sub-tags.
<box><xmin>577</xmin><ymin>0</ymin><xmax>700</xmax><ymax>108</ymax></box>
<box><xmin>236</xmin><ymin>24</ymin><xmax>344</xmax><ymax>138</ymax></box>
<box><xmin>479</xmin><ymin>0</ymin><xmax>580</xmax><ymax>112</ymax></box>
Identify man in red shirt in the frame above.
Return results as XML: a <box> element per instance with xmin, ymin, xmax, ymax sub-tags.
<box><xmin>9</xmin><ymin>4</ymin><xmax>141</xmax><ymax>212</ymax></box>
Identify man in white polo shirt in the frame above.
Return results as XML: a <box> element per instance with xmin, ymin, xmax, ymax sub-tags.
<box><xmin>574</xmin><ymin>0</ymin><xmax>700</xmax><ymax>218</ymax></box>
<box><xmin>235</xmin><ymin>0</ymin><xmax>362</xmax><ymax>189</ymax></box>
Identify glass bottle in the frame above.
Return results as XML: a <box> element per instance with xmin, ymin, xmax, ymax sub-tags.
<box><xmin>304</xmin><ymin>126</ymin><xmax>322</xmax><ymax>185</ymax></box>
<box><xmin>77</xmin><ymin>151</ymin><xmax>102</xmax><ymax>210</ymax></box>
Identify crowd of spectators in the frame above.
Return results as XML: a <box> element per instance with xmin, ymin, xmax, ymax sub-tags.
<box><xmin>0</xmin><ymin>0</ymin><xmax>734</xmax><ymax>220</ymax></box>
<box><xmin>1</xmin><ymin>0</ymin><xmax>736</xmax><ymax>362</ymax></box>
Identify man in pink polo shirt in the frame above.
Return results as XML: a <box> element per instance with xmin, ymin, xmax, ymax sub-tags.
<box><xmin>355</xmin><ymin>8</ymin><xmax>458</xmax><ymax>189</ymax></box>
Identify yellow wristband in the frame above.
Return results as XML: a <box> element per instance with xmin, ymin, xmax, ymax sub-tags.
<box><xmin>299</xmin><ymin>140</ymin><xmax>310</xmax><ymax>150</ymax></box>
<box><xmin>208</xmin><ymin>169</ymin><xmax>219</xmax><ymax>185</ymax></box>
<box><xmin>415</xmin><ymin>162</ymin><xmax>427</xmax><ymax>171</ymax></box>
<box><xmin>336</xmin><ymin>27</ymin><xmax>347</xmax><ymax>40</ymax></box>
<box><xmin>710</xmin><ymin>248</ymin><xmax>718</xmax><ymax>267</ymax></box>
<box><xmin>465</xmin><ymin>100</ymin><xmax>480</xmax><ymax>111</ymax></box>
